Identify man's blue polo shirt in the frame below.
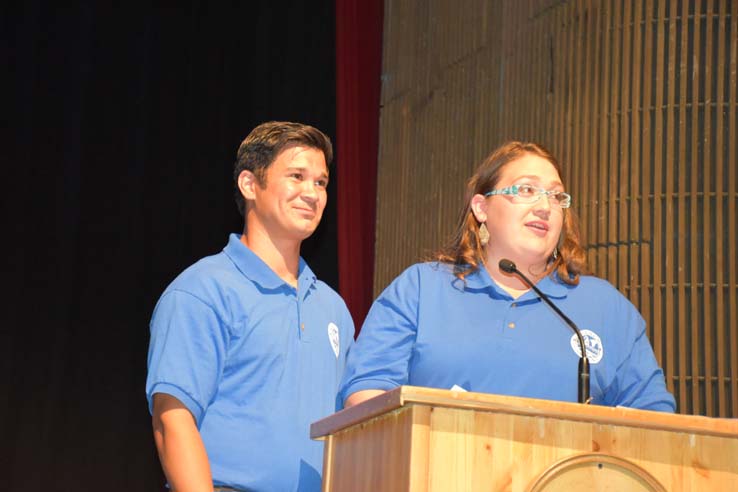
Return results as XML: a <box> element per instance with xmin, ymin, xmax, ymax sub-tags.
<box><xmin>339</xmin><ymin>262</ymin><xmax>675</xmax><ymax>412</ymax></box>
<box><xmin>146</xmin><ymin>234</ymin><xmax>354</xmax><ymax>491</ymax></box>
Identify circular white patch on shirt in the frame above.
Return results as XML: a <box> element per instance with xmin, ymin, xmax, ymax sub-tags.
<box><xmin>569</xmin><ymin>329</ymin><xmax>604</xmax><ymax>364</ymax></box>
<box><xmin>327</xmin><ymin>322</ymin><xmax>340</xmax><ymax>358</ymax></box>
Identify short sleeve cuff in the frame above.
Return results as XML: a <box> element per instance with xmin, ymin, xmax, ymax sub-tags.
<box><xmin>147</xmin><ymin>382</ymin><xmax>205</xmax><ymax>424</ymax></box>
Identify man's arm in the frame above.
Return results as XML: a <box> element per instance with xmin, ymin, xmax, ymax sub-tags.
<box><xmin>152</xmin><ymin>393</ymin><xmax>213</xmax><ymax>492</ymax></box>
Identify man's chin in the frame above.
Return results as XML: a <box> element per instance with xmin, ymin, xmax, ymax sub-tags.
<box><xmin>294</xmin><ymin>224</ymin><xmax>320</xmax><ymax>240</ymax></box>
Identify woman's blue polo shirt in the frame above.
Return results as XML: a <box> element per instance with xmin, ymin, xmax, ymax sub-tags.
<box><xmin>339</xmin><ymin>262</ymin><xmax>675</xmax><ymax>412</ymax></box>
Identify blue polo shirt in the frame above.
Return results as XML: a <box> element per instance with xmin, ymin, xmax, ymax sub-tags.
<box><xmin>339</xmin><ymin>262</ymin><xmax>674</xmax><ymax>412</ymax></box>
<box><xmin>146</xmin><ymin>234</ymin><xmax>354</xmax><ymax>491</ymax></box>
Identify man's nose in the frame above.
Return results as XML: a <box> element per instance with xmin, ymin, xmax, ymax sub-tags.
<box><xmin>301</xmin><ymin>180</ymin><xmax>319</xmax><ymax>202</ymax></box>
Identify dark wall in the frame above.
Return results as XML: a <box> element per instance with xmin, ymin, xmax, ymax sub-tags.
<box><xmin>3</xmin><ymin>3</ymin><xmax>337</xmax><ymax>490</ymax></box>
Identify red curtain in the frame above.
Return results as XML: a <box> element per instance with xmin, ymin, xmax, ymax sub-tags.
<box><xmin>335</xmin><ymin>0</ymin><xmax>384</xmax><ymax>335</ymax></box>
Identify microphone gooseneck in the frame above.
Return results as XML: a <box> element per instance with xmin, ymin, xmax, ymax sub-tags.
<box><xmin>498</xmin><ymin>259</ymin><xmax>591</xmax><ymax>404</ymax></box>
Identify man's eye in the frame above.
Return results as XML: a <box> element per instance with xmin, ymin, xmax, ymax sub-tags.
<box><xmin>290</xmin><ymin>173</ymin><xmax>303</xmax><ymax>180</ymax></box>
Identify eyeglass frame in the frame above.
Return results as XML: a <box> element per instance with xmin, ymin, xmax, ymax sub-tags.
<box><xmin>483</xmin><ymin>184</ymin><xmax>572</xmax><ymax>208</ymax></box>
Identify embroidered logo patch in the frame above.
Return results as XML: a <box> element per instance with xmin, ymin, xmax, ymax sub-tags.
<box><xmin>328</xmin><ymin>322</ymin><xmax>340</xmax><ymax>358</ymax></box>
<box><xmin>569</xmin><ymin>329</ymin><xmax>604</xmax><ymax>364</ymax></box>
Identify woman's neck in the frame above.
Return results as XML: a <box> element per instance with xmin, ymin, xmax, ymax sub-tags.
<box><xmin>484</xmin><ymin>255</ymin><xmax>548</xmax><ymax>299</ymax></box>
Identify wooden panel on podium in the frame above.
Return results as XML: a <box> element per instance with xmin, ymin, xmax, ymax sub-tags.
<box><xmin>311</xmin><ymin>386</ymin><xmax>738</xmax><ymax>491</ymax></box>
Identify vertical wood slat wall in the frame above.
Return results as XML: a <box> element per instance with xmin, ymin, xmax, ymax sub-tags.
<box><xmin>375</xmin><ymin>0</ymin><xmax>738</xmax><ymax>417</ymax></box>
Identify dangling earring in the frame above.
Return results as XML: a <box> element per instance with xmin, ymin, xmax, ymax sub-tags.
<box><xmin>552</xmin><ymin>247</ymin><xmax>558</xmax><ymax>260</ymax></box>
<box><xmin>479</xmin><ymin>223</ymin><xmax>490</xmax><ymax>246</ymax></box>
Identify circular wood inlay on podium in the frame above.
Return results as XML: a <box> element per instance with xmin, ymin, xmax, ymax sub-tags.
<box><xmin>527</xmin><ymin>453</ymin><xmax>667</xmax><ymax>492</ymax></box>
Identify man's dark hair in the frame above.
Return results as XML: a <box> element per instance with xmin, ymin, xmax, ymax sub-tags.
<box><xmin>233</xmin><ymin>121</ymin><xmax>334</xmax><ymax>216</ymax></box>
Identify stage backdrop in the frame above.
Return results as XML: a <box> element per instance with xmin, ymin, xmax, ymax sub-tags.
<box><xmin>374</xmin><ymin>0</ymin><xmax>738</xmax><ymax>418</ymax></box>
<box><xmin>4</xmin><ymin>3</ymin><xmax>340</xmax><ymax>490</ymax></box>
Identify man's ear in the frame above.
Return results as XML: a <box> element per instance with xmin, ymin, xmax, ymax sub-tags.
<box><xmin>237</xmin><ymin>170</ymin><xmax>258</xmax><ymax>201</ymax></box>
<box><xmin>470</xmin><ymin>193</ymin><xmax>488</xmax><ymax>223</ymax></box>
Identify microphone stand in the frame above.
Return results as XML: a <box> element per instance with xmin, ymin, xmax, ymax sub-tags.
<box><xmin>498</xmin><ymin>259</ymin><xmax>591</xmax><ymax>404</ymax></box>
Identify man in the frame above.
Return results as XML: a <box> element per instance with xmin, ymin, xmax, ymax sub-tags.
<box><xmin>146</xmin><ymin>121</ymin><xmax>354</xmax><ymax>492</ymax></box>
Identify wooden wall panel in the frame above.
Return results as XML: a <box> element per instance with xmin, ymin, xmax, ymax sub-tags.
<box><xmin>375</xmin><ymin>0</ymin><xmax>738</xmax><ymax>417</ymax></box>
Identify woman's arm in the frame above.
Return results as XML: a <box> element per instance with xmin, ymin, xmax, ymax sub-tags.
<box><xmin>344</xmin><ymin>389</ymin><xmax>386</xmax><ymax>407</ymax></box>
<box><xmin>337</xmin><ymin>265</ymin><xmax>424</xmax><ymax>408</ymax></box>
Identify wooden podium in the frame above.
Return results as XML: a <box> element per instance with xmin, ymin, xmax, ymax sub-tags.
<box><xmin>311</xmin><ymin>386</ymin><xmax>738</xmax><ymax>491</ymax></box>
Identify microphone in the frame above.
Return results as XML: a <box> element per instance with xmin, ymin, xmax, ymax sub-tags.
<box><xmin>498</xmin><ymin>259</ymin><xmax>591</xmax><ymax>404</ymax></box>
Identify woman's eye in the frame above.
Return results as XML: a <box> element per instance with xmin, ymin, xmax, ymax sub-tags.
<box><xmin>316</xmin><ymin>179</ymin><xmax>328</xmax><ymax>188</ymax></box>
<box><xmin>290</xmin><ymin>173</ymin><xmax>303</xmax><ymax>180</ymax></box>
<box><xmin>554</xmin><ymin>192</ymin><xmax>571</xmax><ymax>204</ymax></box>
<box><xmin>517</xmin><ymin>184</ymin><xmax>536</xmax><ymax>196</ymax></box>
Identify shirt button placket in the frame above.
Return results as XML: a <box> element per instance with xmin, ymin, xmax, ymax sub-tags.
<box><xmin>294</xmin><ymin>288</ymin><xmax>304</xmax><ymax>340</ymax></box>
<box><xmin>505</xmin><ymin>302</ymin><xmax>518</xmax><ymax>331</ymax></box>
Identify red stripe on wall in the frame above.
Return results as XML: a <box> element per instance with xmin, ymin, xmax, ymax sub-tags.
<box><xmin>335</xmin><ymin>0</ymin><xmax>384</xmax><ymax>335</ymax></box>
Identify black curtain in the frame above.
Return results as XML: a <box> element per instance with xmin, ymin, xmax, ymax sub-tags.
<box><xmin>3</xmin><ymin>3</ymin><xmax>337</xmax><ymax>490</ymax></box>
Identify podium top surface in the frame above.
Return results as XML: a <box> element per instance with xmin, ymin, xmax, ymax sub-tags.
<box><xmin>311</xmin><ymin>385</ymin><xmax>738</xmax><ymax>439</ymax></box>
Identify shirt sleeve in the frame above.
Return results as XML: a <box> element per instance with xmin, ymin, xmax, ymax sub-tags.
<box><xmin>337</xmin><ymin>265</ymin><xmax>421</xmax><ymax>408</ymax></box>
<box><xmin>145</xmin><ymin>289</ymin><xmax>231</xmax><ymax>424</ymax></box>
<box><xmin>601</xmin><ymin>295</ymin><xmax>676</xmax><ymax>412</ymax></box>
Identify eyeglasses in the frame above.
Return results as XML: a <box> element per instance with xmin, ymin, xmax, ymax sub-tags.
<box><xmin>484</xmin><ymin>184</ymin><xmax>572</xmax><ymax>208</ymax></box>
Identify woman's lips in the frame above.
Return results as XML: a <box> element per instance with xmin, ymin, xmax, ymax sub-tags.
<box><xmin>525</xmin><ymin>221</ymin><xmax>549</xmax><ymax>235</ymax></box>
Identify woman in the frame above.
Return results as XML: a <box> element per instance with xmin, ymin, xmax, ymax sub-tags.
<box><xmin>339</xmin><ymin>141</ymin><xmax>675</xmax><ymax>411</ymax></box>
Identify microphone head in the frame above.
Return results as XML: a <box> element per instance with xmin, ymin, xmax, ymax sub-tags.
<box><xmin>499</xmin><ymin>258</ymin><xmax>517</xmax><ymax>273</ymax></box>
